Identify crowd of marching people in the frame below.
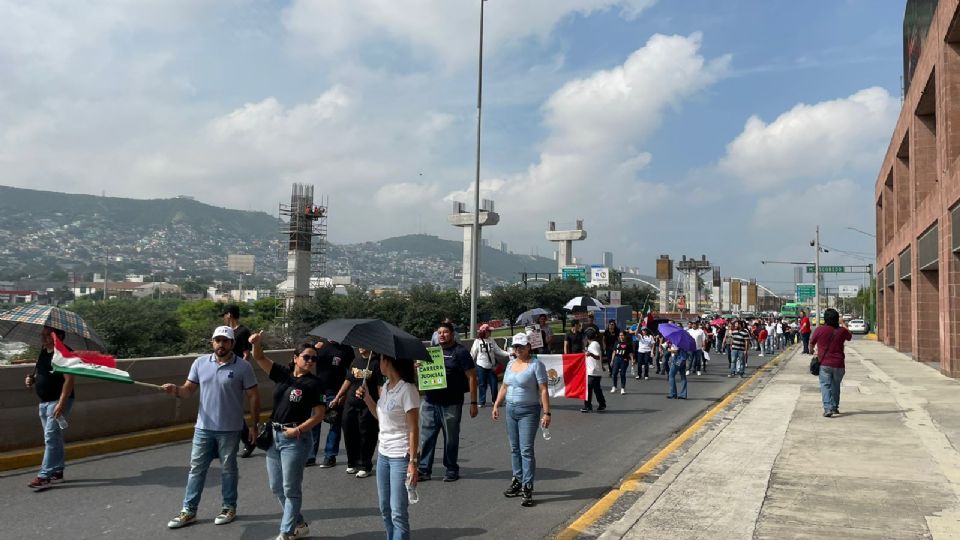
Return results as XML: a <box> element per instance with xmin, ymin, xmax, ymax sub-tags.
<box><xmin>24</xmin><ymin>303</ymin><xmax>803</xmax><ymax>540</ymax></box>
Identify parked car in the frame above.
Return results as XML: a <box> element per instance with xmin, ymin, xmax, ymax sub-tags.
<box><xmin>848</xmin><ymin>319</ymin><xmax>869</xmax><ymax>334</ymax></box>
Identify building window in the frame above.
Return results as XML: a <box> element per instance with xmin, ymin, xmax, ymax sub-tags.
<box><xmin>952</xmin><ymin>203</ymin><xmax>960</xmax><ymax>253</ymax></box>
<box><xmin>886</xmin><ymin>261</ymin><xmax>895</xmax><ymax>288</ymax></box>
<box><xmin>918</xmin><ymin>223</ymin><xmax>939</xmax><ymax>271</ymax></box>
<box><xmin>899</xmin><ymin>247</ymin><xmax>912</xmax><ymax>281</ymax></box>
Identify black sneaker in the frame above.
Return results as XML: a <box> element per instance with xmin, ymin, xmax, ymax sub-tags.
<box><xmin>832</xmin><ymin>408</ymin><xmax>840</xmax><ymax>415</ymax></box>
<box><xmin>597</xmin><ymin>406</ymin><xmax>606</xmax><ymax>412</ymax></box>
<box><xmin>240</xmin><ymin>441</ymin><xmax>255</xmax><ymax>458</ymax></box>
<box><xmin>823</xmin><ymin>411</ymin><xmax>834</xmax><ymax>418</ymax></box>
<box><xmin>417</xmin><ymin>471</ymin><xmax>431</xmax><ymax>482</ymax></box>
<box><xmin>504</xmin><ymin>477</ymin><xmax>522</xmax><ymax>498</ymax></box>
<box><xmin>579</xmin><ymin>407</ymin><xmax>592</xmax><ymax>413</ymax></box>
<box><xmin>305</xmin><ymin>458</ymin><xmax>317</xmax><ymax>467</ymax></box>
<box><xmin>521</xmin><ymin>484</ymin><xmax>534</xmax><ymax>507</ymax></box>
<box><xmin>319</xmin><ymin>457</ymin><xmax>336</xmax><ymax>468</ymax></box>
<box><xmin>443</xmin><ymin>473</ymin><xmax>460</xmax><ymax>482</ymax></box>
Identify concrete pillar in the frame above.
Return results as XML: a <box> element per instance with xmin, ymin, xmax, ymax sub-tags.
<box><xmin>658</xmin><ymin>279</ymin><xmax>668</xmax><ymax>313</ymax></box>
<box><xmin>686</xmin><ymin>272</ymin><xmax>698</xmax><ymax>314</ymax></box>
<box><xmin>449</xmin><ymin>210</ymin><xmax>500</xmax><ymax>295</ymax></box>
<box><xmin>546</xmin><ymin>224</ymin><xmax>587</xmax><ymax>274</ymax></box>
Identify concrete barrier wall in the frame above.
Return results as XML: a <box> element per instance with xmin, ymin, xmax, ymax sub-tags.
<box><xmin>1</xmin><ymin>335</ymin><xmax>562</xmax><ymax>452</ymax></box>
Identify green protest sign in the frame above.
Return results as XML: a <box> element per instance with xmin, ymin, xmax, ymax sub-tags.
<box><xmin>418</xmin><ymin>347</ymin><xmax>448</xmax><ymax>391</ymax></box>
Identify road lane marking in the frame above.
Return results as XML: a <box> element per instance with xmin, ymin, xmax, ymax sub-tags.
<box><xmin>554</xmin><ymin>352</ymin><xmax>784</xmax><ymax>540</ymax></box>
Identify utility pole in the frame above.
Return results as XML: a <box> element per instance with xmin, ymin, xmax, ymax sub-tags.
<box><xmin>813</xmin><ymin>226</ymin><xmax>821</xmax><ymax>328</ymax></box>
<box><xmin>469</xmin><ymin>0</ymin><xmax>486</xmax><ymax>339</ymax></box>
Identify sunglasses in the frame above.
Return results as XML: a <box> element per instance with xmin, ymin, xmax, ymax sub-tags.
<box><xmin>300</xmin><ymin>355</ymin><xmax>320</xmax><ymax>362</ymax></box>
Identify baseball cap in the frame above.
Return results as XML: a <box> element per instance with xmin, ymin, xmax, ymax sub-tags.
<box><xmin>512</xmin><ymin>332</ymin><xmax>530</xmax><ymax>347</ymax></box>
<box><xmin>479</xmin><ymin>323</ymin><xmax>491</xmax><ymax>333</ymax></box>
<box><xmin>212</xmin><ymin>326</ymin><xmax>235</xmax><ymax>340</ymax></box>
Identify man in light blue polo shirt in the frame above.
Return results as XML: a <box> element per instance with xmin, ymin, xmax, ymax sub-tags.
<box><xmin>161</xmin><ymin>325</ymin><xmax>260</xmax><ymax>529</ymax></box>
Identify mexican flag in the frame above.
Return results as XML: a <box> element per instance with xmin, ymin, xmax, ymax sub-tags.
<box><xmin>51</xmin><ymin>334</ymin><xmax>133</xmax><ymax>384</ymax></box>
<box><xmin>536</xmin><ymin>353</ymin><xmax>587</xmax><ymax>400</ymax></box>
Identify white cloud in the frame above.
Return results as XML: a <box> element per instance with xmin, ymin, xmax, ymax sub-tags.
<box><xmin>281</xmin><ymin>0</ymin><xmax>657</xmax><ymax>69</ymax></box>
<box><xmin>718</xmin><ymin>87</ymin><xmax>899</xmax><ymax>190</ymax></box>
<box><xmin>445</xmin><ymin>33</ymin><xmax>729</xmax><ymax>259</ymax></box>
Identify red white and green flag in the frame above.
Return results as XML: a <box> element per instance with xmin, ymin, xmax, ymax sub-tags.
<box><xmin>51</xmin><ymin>334</ymin><xmax>133</xmax><ymax>384</ymax></box>
<box><xmin>536</xmin><ymin>353</ymin><xmax>586</xmax><ymax>400</ymax></box>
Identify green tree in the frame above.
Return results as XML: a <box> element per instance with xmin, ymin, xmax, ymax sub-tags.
<box><xmin>619</xmin><ymin>285</ymin><xmax>657</xmax><ymax>313</ymax></box>
<box><xmin>528</xmin><ymin>279</ymin><xmax>587</xmax><ymax>322</ymax></box>
<box><xmin>176</xmin><ymin>299</ymin><xmax>222</xmax><ymax>354</ymax></box>
<box><xmin>70</xmin><ymin>297</ymin><xmax>187</xmax><ymax>358</ymax></box>
<box><xmin>488</xmin><ymin>284</ymin><xmax>530</xmax><ymax>333</ymax></box>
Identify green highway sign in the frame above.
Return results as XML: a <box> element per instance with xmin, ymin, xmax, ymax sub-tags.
<box><xmin>806</xmin><ymin>265</ymin><xmax>845</xmax><ymax>273</ymax></box>
<box><xmin>562</xmin><ymin>266</ymin><xmax>588</xmax><ymax>285</ymax></box>
<box><xmin>795</xmin><ymin>283</ymin><xmax>815</xmax><ymax>302</ymax></box>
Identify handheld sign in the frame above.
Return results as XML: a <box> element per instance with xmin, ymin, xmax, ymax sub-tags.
<box><xmin>524</xmin><ymin>326</ymin><xmax>544</xmax><ymax>350</ymax></box>
<box><xmin>418</xmin><ymin>347</ymin><xmax>448</xmax><ymax>391</ymax></box>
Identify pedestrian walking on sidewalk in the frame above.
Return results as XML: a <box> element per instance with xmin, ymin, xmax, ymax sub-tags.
<box><xmin>799</xmin><ymin>311</ymin><xmax>812</xmax><ymax>354</ymax></box>
<box><xmin>811</xmin><ymin>308</ymin><xmax>852</xmax><ymax>418</ymax></box>
<box><xmin>580</xmin><ymin>329</ymin><xmax>606</xmax><ymax>412</ymax></box>
<box><xmin>492</xmin><ymin>332</ymin><xmax>551</xmax><ymax>507</ymax></box>
<box><xmin>665</xmin><ymin>340</ymin><xmax>687</xmax><ymax>399</ymax></box>
<box><xmin>249</xmin><ymin>333</ymin><xmax>325</xmax><ymax>540</ymax></box>
<box><xmin>161</xmin><ymin>326</ymin><xmax>260</xmax><ymax>530</ymax></box>
<box><xmin>360</xmin><ymin>355</ymin><xmax>420</xmax><ymax>540</ymax></box>
<box><xmin>610</xmin><ymin>331</ymin><xmax>633</xmax><ymax>394</ymax></box>
<box><xmin>24</xmin><ymin>326</ymin><xmax>75</xmax><ymax>490</ymax></box>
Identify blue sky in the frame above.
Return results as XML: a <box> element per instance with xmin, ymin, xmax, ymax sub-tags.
<box><xmin>0</xmin><ymin>1</ymin><xmax>908</xmax><ymax>293</ymax></box>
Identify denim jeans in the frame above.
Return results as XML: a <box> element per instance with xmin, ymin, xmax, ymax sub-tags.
<box><xmin>505</xmin><ymin>402</ymin><xmax>540</xmax><ymax>485</ymax></box>
<box><xmin>182</xmin><ymin>428</ymin><xmax>241</xmax><ymax>513</ymax></box>
<box><xmin>667</xmin><ymin>354</ymin><xmax>687</xmax><ymax>398</ymax></box>
<box><xmin>819</xmin><ymin>366</ymin><xmax>845</xmax><ymax>412</ymax></box>
<box><xmin>476</xmin><ymin>366</ymin><xmax>498</xmax><ymax>406</ymax></box>
<box><xmin>310</xmin><ymin>393</ymin><xmax>342</xmax><ymax>461</ymax></box>
<box><xmin>765</xmin><ymin>335</ymin><xmax>776</xmax><ymax>354</ymax></box>
<box><xmin>730</xmin><ymin>350</ymin><xmax>746</xmax><ymax>376</ymax></box>
<box><xmin>377</xmin><ymin>453</ymin><xmax>410</xmax><ymax>540</ymax></box>
<box><xmin>690</xmin><ymin>350</ymin><xmax>704</xmax><ymax>372</ymax></box>
<box><xmin>584</xmin><ymin>375</ymin><xmax>606</xmax><ymax>409</ymax></box>
<box><xmin>266</xmin><ymin>427</ymin><xmax>313</xmax><ymax>535</ymax></box>
<box><xmin>801</xmin><ymin>332</ymin><xmax>811</xmax><ymax>353</ymax></box>
<box><xmin>418</xmin><ymin>401</ymin><xmax>463</xmax><ymax>477</ymax></box>
<box><xmin>636</xmin><ymin>352</ymin><xmax>651</xmax><ymax>378</ymax></box>
<box><xmin>611</xmin><ymin>357</ymin><xmax>628</xmax><ymax>388</ymax></box>
<box><xmin>38</xmin><ymin>398</ymin><xmax>73</xmax><ymax>478</ymax></box>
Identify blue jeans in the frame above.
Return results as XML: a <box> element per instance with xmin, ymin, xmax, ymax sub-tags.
<box><xmin>377</xmin><ymin>453</ymin><xmax>410</xmax><ymax>540</ymax></box>
<box><xmin>819</xmin><ymin>366</ymin><xmax>845</xmax><ymax>412</ymax></box>
<box><xmin>476</xmin><ymin>366</ymin><xmax>498</xmax><ymax>406</ymax></box>
<box><xmin>505</xmin><ymin>402</ymin><xmax>540</xmax><ymax>485</ymax></box>
<box><xmin>310</xmin><ymin>393</ymin><xmax>342</xmax><ymax>461</ymax></box>
<box><xmin>764</xmin><ymin>335</ymin><xmax>775</xmax><ymax>354</ymax></box>
<box><xmin>611</xmin><ymin>357</ymin><xmax>628</xmax><ymax>388</ymax></box>
<box><xmin>38</xmin><ymin>398</ymin><xmax>73</xmax><ymax>478</ymax></box>
<box><xmin>418</xmin><ymin>401</ymin><xmax>462</xmax><ymax>477</ymax></box>
<box><xmin>801</xmin><ymin>332</ymin><xmax>811</xmax><ymax>353</ymax></box>
<box><xmin>730</xmin><ymin>350</ymin><xmax>746</xmax><ymax>376</ymax></box>
<box><xmin>182</xmin><ymin>428</ymin><xmax>241</xmax><ymax>513</ymax></box>
<box><xmin>690</xmin><ymin>350</ymin><xmax>704</xmax><ymax>372</ymax></box>
<box><xmin>667</xmin><ymin>353</ymin><xmax>687</xmax><ymax>398</ymax></box>
<box><xmin>266</xmin><ymin>427</ymin><xmax>312</xmax><ymax>535</ymax></box>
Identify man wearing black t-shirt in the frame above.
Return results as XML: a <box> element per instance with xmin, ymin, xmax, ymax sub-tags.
<box><xmin>24</xmin><ymin>326</ymin><xmax>75</xmax><ymax>490</ymax></box>
<box><xmin>564</xmin><ymin>319</ymin><xmax>585</xmax><ymax>354</ymax></box>
<box><xmin>307</xmin><ymin>338</ymin><xmax>352</xmax><ymax>468</ymax></box>
<box><xmin>223</xmin><ymin>305</ymin><xmax>256</xmax><ymax>458</ymax></box>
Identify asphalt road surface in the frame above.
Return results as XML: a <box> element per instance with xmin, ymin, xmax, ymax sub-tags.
<box><xmin>0</xmin><ymin>352</ymin><xmax>773</xmax><ymax>540</ymax></box>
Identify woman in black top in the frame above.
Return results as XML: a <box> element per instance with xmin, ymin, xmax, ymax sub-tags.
<box><xmin>250</xmin><ymin>332</ymin><xmax>326</xmax><ymax>540</ymax></box>
<box><xmin>335</xmin><ymin>347</ymin><xmax>382</xmax><ymax>478</ymax></box>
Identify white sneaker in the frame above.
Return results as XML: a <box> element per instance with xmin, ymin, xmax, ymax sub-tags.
<box><xmin>685</xmin><ymin>370</ymin><xmax>690</xmax><ymax>375</ymax></box>
<box><xmin>356</xmin><ymin>469</ymin><xmax>370</xmax><ymax>478</ymax></box>
<box><xmin>213</xmin><ymin>507</ymin><xmax>236</xmax><ymax>525</ymax></box>
<box><xmin>620</xmin><ymin>389</ymin><xmax>626</xmax><ymax>395</ymax></box>
<box><xmin>293</xmin><ymin>521</ymin><xmax>310</xmax><ymax>539</ymax></box>
<box><xmin>345</xmin><ymin>467</ymin><xmax>358</xmax><ymax>474</ymax></box>
<box><xmin>644</xmin><ymin>376</ymin><xmax>649</xmax><ymax>380</ymax></box>
<box><xmin>610</xmin><ymin>387</ymin><xmax>617</xmax><ymax>393</ymax></box>
<box><xmin>697</xmin><ymin>371</ymin><xmax>702</xmax><ymax>376</ymax></box>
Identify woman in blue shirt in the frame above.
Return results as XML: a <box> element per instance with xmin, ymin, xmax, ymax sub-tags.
<box><xmin>491</xmin><ymin>332</ymin><xmax>551</xmax><ymax>507</ymax></box>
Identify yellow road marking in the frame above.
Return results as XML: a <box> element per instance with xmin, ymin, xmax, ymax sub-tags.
<box><xmin>554</xmin><ymin>354</ymin><xmax>782</xmax><ymax>540</ymax></box>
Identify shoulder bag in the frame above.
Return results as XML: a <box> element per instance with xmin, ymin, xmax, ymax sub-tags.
<box><xmin>255</xmin><ymin>422</ymin><xmax>273</xmax><ymax>450</ymax></box>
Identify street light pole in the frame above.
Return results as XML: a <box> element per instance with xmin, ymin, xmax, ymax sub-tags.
<box><xmin>469</xmin><ymin>0</ymin><xmax>486</xmax><ymax>339</ymax></box>
<box><xmin>814</xmin><ymin>225</ymin><xmax>821</xmax><ymax>328</ymax></box>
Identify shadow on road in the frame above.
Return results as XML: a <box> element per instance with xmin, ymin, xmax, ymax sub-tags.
<box><xmin>535</xmin><ymin>485</ymin><xmax>610</xmax><ymax>503</ymax></box>
<box><xmin>46</xmin><ymin>465</ymin><xmax>192</xmax><ymax>489</ymax></box>
<box><xmin>311</xmin><ymin>527</ymin><xmax>487</xmax><ymax>539</ymax></box>
<box><xmin>455</xmin><ymin>466</ymin><xmax>582</xmax><ymax>482</ymax></box>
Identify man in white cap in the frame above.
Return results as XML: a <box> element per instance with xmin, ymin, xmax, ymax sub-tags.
<box><xmin>161</xmin><ymin>325</ymin><xmax>260</xmax><ymax>529</ymax></box>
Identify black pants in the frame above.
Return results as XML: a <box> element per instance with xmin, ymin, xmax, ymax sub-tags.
<box><xmin>637</xmin><ymin>352</ymin><xmax>651</xmax><ymax>378</ymax></box>
<box><xmin>584</xmin><ymin>375</ymin><xmax>606</xmax><ymax>409</ymax></box>
<box><xmin>343</xmin><ymin>404</ymin><xmax>379</xmax><ymax>471</ymax></box>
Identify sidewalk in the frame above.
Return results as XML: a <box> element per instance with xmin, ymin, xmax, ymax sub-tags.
<box><xmin>600</xmin><ymin>340</ymin><xmax>960</xmax><ymax>539</ymax></box>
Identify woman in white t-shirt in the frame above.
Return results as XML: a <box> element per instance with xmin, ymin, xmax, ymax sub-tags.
<box><xmin>360</xmin><ymin>356</ymin><xmax>420</xmax><ymax>540</ymax></box>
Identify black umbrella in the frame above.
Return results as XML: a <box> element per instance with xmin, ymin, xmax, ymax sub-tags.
<box><xmin>308</xmin><ymin>319</ymin><xmax>430</xmax><ymax>361</ymax></box>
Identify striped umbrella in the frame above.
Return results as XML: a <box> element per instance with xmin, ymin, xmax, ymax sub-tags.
<box><xmin>0</xmin><ymin>304</ymin><xmax>107</xmax><ymax>351</ymax></box>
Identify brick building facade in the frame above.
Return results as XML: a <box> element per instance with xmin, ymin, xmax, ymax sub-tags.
<box><xmin>875</xmin><ymin>0</ymin><xmax>960</xmax><ymax>376</ymax></box>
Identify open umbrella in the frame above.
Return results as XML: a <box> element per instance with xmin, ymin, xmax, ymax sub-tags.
<box><xmin>710</xmin><ymin>318</ymin><xmax>727</xmax><ymax>327</ymax></box>
<box><xmin>516</xmin><ymin>308</ymin><xmax>549</xmax><ymax>325</ymax></box>
<box><xmin>308</xmin><ymin>319</ymin><xmax>430</xmax><ymax>361</ymax></box>
<box><xmin>563</xmin><ymin>296</ymin><xmax>605</xmax><ymax>312</ymax></box>
<box><xmin>658</xmin><ymin>323</ymin><xmax>697</xmax><ymax>353</ymax></box>
<box><xmin>0</xmin><ymin>304</ymin><xmax>106</xmax><ymax>351</ymax></box>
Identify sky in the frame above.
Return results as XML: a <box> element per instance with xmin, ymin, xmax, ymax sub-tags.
<box><xmin>0</xmin><ymin>0</ymin><xmax>907</xmax><ymax>293</ymax></box>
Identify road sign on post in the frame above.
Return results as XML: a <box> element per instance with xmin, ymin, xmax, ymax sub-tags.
<box><xmin>807</xmin><ymin>265</ymin><xmax>845</xmax><ymax>273</ymax></box>
<box><xmin>796</xmin><ymin>283</ymin><xmax>815</xmax><ymax>302</ymax></box>
<box><xmin>561</xmin><ymin>266</ymin><xmax>588</xmax><ymax>285</ymax></box>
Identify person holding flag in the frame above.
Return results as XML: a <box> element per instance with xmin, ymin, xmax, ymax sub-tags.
<box><xmin>161</xmin><ymin>326</ymin><xmax>260</xmax><ymax>530</ymax></box>
<box><xmin>24</xmin><ymin>326</ymin><xmax>75</xmax><ymax>490</ymax></box>
<box><xmin>491</xmin><ymin>332</ymin><xmax>551</xmax><ymax>507</ymax></box>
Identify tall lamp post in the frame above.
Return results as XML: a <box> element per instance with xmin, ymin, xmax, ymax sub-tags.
<box><xmin>469</xmin><ymin>0</ymin><xmax>487</xmax><ymax>339</ymax></box>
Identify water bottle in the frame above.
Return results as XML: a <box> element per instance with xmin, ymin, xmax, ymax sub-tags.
<box><xmin>54</xmin><ymin>415</ymin><xmax>68</xmax><ymax>430</ymax></box>
<box><xmin>541</xmin><ymin>427</ymin><xmax>551</xmax><ymax>441</ymax></box>
<box><xmin>406</xmin><ymin>474</ymin><xmax>420</xmax><ymax>504</ymax></box>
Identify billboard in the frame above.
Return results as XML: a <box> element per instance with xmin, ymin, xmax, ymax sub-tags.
<box><xmin>591</xmin><ymin>267</ymin><xmax>610</xmax><ymax>287</ymax></box>
<box><xmin>227</xmin><ymin>254</ymin><xmax>255</xmax><ymax>274</ymax></box>
<box><xmin>838</xmin><ymin>285</ymin><xmax>860</xmax><ymax>298</ymax></box>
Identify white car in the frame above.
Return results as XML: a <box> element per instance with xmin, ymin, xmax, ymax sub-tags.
<box><xmin>848</xmin><ymin>319</ymin><xmax>869</xmax><ymax>334</ymax></box>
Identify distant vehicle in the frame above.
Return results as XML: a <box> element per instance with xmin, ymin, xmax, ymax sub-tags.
<box><xmin>842</xmin><ymin>314</ymin><xmax>853</xmax><ymax>322</ymax></box>
<box><xmin>848</xmin><ymin>319</ymin><xmax>869</xmax><ymax>334</ymax></box>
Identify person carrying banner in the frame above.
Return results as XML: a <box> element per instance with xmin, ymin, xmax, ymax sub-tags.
<box><xmin>492</xmin><ymin>332</ymin><xmax>551</xmax><ymax>507</ymax></box>
<box><xmin>249</xmin><ymin>332</ymin><xmax>325</xmax><ymax>540</ymax></box>
<box><xmin>24</xmin><ymin>326</ymin><xmax>75</xmax><ymax>490</ymax></box>
<box><xmin>417</xmin><ymin>321</ymin><xmax>478</xmax><ymax>482</ymax></box>
<box><xmin>161</xmin><ymin>326</ymin><xmax>260</xmax><ymax>529</ymax></box>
